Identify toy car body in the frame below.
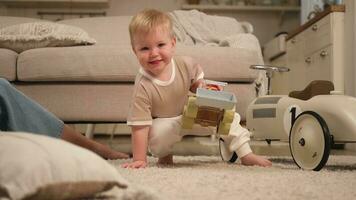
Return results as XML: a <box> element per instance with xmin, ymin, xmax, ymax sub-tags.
<box><xmin>246</xmin><ymin>81</ymin><xmax>356</xmax><ymax>171</ymax></box>
<box><xmin>247</xmin><ymin>94</ymin><xmax>356</xmax><ymax>142</ymax></box>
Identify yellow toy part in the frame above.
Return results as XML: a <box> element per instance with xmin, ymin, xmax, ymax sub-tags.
<box><xmin>185</xmin><ymin>96</ymin><xmax>198</xmax><ymax>118</ymax></box>
<box><xmin>222</xmin><ymin>109</ymin><xmax>235</xmax><ymax>123</ymax></box>
<box><xmin>217</xmin><ymin>122</ymin><xmax>231</xmax><ymax>135</ymax></box>
<box><xmin>181</xmin><ymin>115</ymin><xmax>195</xmax><ymax>129</ymax></box>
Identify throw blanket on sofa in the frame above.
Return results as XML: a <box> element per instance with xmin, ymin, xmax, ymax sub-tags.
<box><xmin>170</xmin><ymin>10</ymin><xmax>267</xmax><ymax>95</ymax></box>
<box><xmin>170</xmin><ymin>9</ymin><xmax>247</xmax><ymax>46</ymax></box>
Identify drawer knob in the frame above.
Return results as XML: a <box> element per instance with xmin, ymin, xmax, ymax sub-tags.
<box><xmin>320</xmin><ymin>50</ymin><xmax>328</xmax><ymax>57</ymax></box>
<box><xmin>305</xmin><ymin>57</ymin><xmax>312</xmax><ymax>63</ymax></box>
<box><xmin>312</xmin><ymin>24</ymin><xmax>318</xmax><ymax>31</ymax></box>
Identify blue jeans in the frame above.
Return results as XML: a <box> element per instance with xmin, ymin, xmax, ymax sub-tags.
<box><xmin>0</xmin><ymin>78</ymin><xmax>64</xmax><ymax>138</ymax></box>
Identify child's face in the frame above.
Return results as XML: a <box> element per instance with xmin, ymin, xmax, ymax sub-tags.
<box><xmin>132</xmin><ymin>25</ymin><xmax>176</xmax><ymax>77</ymax></box>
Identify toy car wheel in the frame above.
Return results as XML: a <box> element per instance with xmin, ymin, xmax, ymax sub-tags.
<box><xmin>222</xmin><ymin>109</ymin><xmax>235</xmax><ymax>123</ymax></box>
<box><xmin>218</xmin><ymin>122</ymin><xmax>231</xmax><ymax>135</ymax></box>
<box><xmin>186</xmin><ymin>96</ymin><xmax>198</xmax><ymax>118</ymax></box>
<box><xmin>219</xmin><ymin>138</ymin><xmax>238</xmax><ymax>163</ymax></box>
<box><xmin>289</xmin><ymin>111</ymin><xmax>331</xmax><ymax>171</ymax></box>
<box><xmin>181</xmin><ymin>115</ymin><xmax>195</xmax><ymax>129</ymax></box>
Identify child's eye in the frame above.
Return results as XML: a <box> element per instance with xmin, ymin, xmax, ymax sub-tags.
<box><xmin>158</xmin><ymin>43</ymin><xmax>166</xmax><ymax>47</ymax></box>
<box><xmin>140</xmin><ymin>47</ymin><xmax>149</xmax><ymax>51</ymax></box>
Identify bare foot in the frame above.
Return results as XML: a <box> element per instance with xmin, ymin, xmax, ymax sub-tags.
<box><xmin>158</xmin><ymin>154</ymin><xmax>173</xmax><ymax>165</ymax></box>
<box><xmin>240</xmin><ymin>153</ymin><xmax>272</xmax><ymax>167</ymax></box>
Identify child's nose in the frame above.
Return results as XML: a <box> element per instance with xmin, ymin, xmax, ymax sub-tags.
<box><xmin>150</xmin><ymin>47</ymin><xmax>159</xmax><ymax>56</ymax></box>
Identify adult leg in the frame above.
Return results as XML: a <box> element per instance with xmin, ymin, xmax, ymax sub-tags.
<box><xmin>0</xmin><ymin>78</ymin><xmax>63</xmax><ymax>137</ymax></box>
<box><xmin>0</xmin><ymin>79</ymin><xmax>128</xmax><ymax>159</ymax></box>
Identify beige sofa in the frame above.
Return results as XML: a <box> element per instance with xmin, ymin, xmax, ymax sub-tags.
<box><xmin>0</xmin><ymin>15</ymin><xmax>264</xmax><ymax>125</ymax></box>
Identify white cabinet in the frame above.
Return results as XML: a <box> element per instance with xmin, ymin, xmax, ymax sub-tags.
<box><xmin>270</xmin><ymin>5</ymin><xmax>345</xmax><ymax>94</ymax></box>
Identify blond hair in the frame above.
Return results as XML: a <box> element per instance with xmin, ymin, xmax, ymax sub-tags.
<box><xmin>129</xmin><ymin>9</ymin><xmax>174</xmax><ymax>45</ymax></box>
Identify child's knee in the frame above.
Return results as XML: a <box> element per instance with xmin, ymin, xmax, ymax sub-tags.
<box><xmin>148</xmin><ymin>137</ymin><xmax>176</xmax><ymax>158</ymax></box>
<box><xmin>148</xmin><ymin>131</ymin><xmax>182</xmax><ymax>157</ymax></box>
<box><xmin>148</xmin><ymin>142</ymin><xmax>171</xmax><ymax>158</ymax></box>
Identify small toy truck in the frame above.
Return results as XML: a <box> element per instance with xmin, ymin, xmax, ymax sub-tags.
<box><xmin>181</xmin><ymin>85</ymin><xmax>236</xmax><ymax>134</ymax></box>
<box><xmin>181</xmin><ymin>81</ymin><xmax>238</xmax><ymax>162</ymax></box>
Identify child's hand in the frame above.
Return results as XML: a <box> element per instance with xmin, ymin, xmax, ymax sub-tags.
<box><xmin>190</xmin><ymin>79</ymin><xmax>206</xmax><ymax>93</ymax></box>
<box><xmin>197</xmin><ymin>79</ymin><xmax>206</xmax><ymax>88</ymax></box>
<box><xmin>121</xmin><ymin>160</ymin><xmax>147</xmax><ymax>169</ymax></box>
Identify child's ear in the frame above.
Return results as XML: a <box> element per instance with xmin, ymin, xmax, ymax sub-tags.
<box><xmin>171</xmin><ymin>36</ymin><xmax>176</xmax><ymax>47</ymax></box>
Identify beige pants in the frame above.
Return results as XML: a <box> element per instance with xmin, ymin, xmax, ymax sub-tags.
<box><xmin>148</xmin><ymin>113</ymin><xmax>252</xmax><ymax>158</ymax></box>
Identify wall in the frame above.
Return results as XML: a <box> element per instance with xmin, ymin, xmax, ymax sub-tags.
<box><xmin>344</xmin><ymin>0</ymin><xmax>356</xmax><ymax>97</ymax></box>
<box><xmin>353</xmin><ymin>1</ymin><xmax>356</xmax><ymax>96</ymax></box>
<box><xmin>300</xmin><ymin>0</ymin><xmax>324</xmax><ymax>24</ymax></box>
<box><xmin>345</xmin><ymin>0</ymin><xmax>356</xmax><ymax>152</ymax></box>
<box><xmin>0</xmin><ymin>0</ymin><xmax>300</xmax><ymax>45</ymax></box>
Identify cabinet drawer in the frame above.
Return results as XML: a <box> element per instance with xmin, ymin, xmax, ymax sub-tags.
<box><xmin>304</xmin><ymin>45</ymin><xmax>332</xmax><ymax>84</ymax></box>
<box><xmin>286</xmin><ymin>33</ymin><xmax>303</xmax><ymax>51</ymax></box>
<box><xmin>304</xmin><ymin>14</ymin><xmax>332</xmax><ymax>55</ymax></box>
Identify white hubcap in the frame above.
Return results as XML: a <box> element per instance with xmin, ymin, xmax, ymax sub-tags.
<box><xmin>290</xmin><ymin>114</ymin><xmax>326</xmax><ymax>170</ymax></box>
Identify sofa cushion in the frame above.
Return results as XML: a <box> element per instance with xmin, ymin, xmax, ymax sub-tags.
<box><xmin>17</xmin><ymin>43</ymin><xmax>261</xmax><ymax>83</ymax></box>
<box><xmin>0</xmin><ymin>22</ymin><xmax>96</xmax><ymax>53</ymax></box>
<box><xmin>17</xmin><ymin>44</ymin><xmax>139</xmax><ymax>82</ymax></box>
<box><xmin>0</xmin><ymin>48</ymin><xmax>17</xmax><ymax>81</ymax></box>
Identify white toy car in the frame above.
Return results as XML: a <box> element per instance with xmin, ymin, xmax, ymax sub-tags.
<box><xmin>246</xmin><ymin>80</ymin><xmax>356</xmax><ymax>171</ymax></box>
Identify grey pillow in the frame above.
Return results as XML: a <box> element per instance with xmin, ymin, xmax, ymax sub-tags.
<box><xmin>0</xmin><ymin>132</ymin><xmax>128</xmax><ymax>200</ymax></box>
<box><xmin>0</xmin><ymin>21</ymin><xmax>96</xmax><ymax>53</ymax></box>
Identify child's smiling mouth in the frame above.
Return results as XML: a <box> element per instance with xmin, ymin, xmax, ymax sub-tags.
<box><xmin>149</xmin><ymin>60</ymin><xmax>161</xmax><ymax>65</ymax></box>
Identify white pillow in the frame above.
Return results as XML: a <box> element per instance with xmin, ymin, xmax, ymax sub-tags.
<box><xmin>0</xmin><ymin>132</ymin><xmax>128</xmax><ymax>200</ymax></box>
<box><xmin>0</xmin><ymin>21</ymin><xmax>96</xmax><ymax>53</ymax></box>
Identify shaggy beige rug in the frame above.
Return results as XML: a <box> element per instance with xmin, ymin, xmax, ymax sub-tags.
<box><xmin>108</xmin><ymin>155</ymin><xmax>356</xmax><ymax>200</ymax></box>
